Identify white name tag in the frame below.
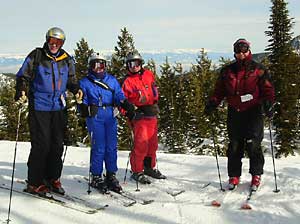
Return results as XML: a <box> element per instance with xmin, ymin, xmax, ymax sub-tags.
<box><xmin>60</xmin><ymin>94</ymin><xmax>66</xmax><ymax>107</ymax></box>
<box><xmin>113</xmin><ymin>107</ymin><xmax>120</xmax><ymax>117</ymax></box>
<box><xmin>240</xmin><ymin>94</ymin><xmax>253</xmax><ymax>103</ymax></box>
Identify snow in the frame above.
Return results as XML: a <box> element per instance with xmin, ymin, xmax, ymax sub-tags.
<box><xmin>0</xmin><ymin>140</ymin><xmax>300</xmax><ymax>224</ymax></box>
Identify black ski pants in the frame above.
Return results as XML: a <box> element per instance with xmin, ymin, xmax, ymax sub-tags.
<box><xmin>27</xmin><ymin>109</ymin><xmax>66</xmax><ymax>186</ymax></box>
<box><xmin>226</xmin><ymin>105</ymin><xmax>264</xmax><ymax>177</ymax></box>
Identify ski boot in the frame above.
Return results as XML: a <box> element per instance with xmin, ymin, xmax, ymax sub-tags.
<box><xmin>143</xmin><ymin>157</ymin><xmax>166</xmax><ymax>179</ymax></box>
<box><xmin>144</xmin><ymin>168</ymin><xmax>166</xmax><ymax>179</ymax></box>
<box><xmin>131</xmin><ymin>172</ymin><xmax>151</xmax><ymax>184</ymax></box>
<box><xmin>90</xmin><ymin>175</ymin><xmax>108</xmax><ymax>194</ymax></box>
<box><xmin>250</xmin><ymin>175</ymin><xmax>261</xmax><ymax>192</ymax></box>
<box><xmin>25</xmin><ymin>184</ymin><xmax>50</xmax><ymax>197</ymax></box>
<box><xmin>228</xmin><ymin>176</ymin><xmax>240</xmax><ymax>190</ymax></box>
<box><xmin>45</xmin><ymin>179</ymin><xmax>65</xmax><ymax>195</ymax></box>
<box><xmin>105</xmin><ymin>172</ymin><xmax>122</xmax><ymax>193</ymax></box>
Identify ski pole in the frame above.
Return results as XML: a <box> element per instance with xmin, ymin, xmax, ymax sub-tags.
<box><xmin>87</xmin><ymin>131</ymin><xmax>93</xmax><ymax>195</ymax></box>
<box><xmin>62</xmin><ymin>108</ymin><xmax>69</xmax><ymax>165</ymax></box>
<box><xmin>135</xmin><ymin>153</ymin><xmax>140</xmax><ymax>192</ymax></box>
<box><xmin>62</xmin><ymin>145</ymin><xmax>68</xmax><ymax>164</ymax></box>
<box><xmin>209</xmin><ymin>113</ymin><xmax>225</xmax><ymax>192</ymax></box>
<box><xmin>123</xmin><ymin>130</ymin><xmax>134</xmax><ymax>184</ymax></box>
<box><xmin>123</xmin><ymin>152</ymin><xmax>131</xmax><ymax>184</ymax></box>
<box><xmin>268</xmin><ymin>118</ymin><xmax>280</xmax><ymax>193</ymax></box>
<box><xmin>131</xmin><ymin>130</ymin><xmax>140</xmax><ymax>192</ymax></box>
<box><xmin>6</xmin><ymin>106</ymin><xmax>23</xmax><ymax>224</ymax></box>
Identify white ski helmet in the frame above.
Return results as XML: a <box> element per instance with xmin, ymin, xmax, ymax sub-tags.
<box><xmin>88</xmin><ymin>52</ymin><xmax>107</xmax><ymax>64</ymax></box>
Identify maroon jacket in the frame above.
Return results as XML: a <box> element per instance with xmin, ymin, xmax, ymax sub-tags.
<box><xmin>210</xmin><ymin>54</ymin><xmax>275</xmax><ymax>112</ymax></box>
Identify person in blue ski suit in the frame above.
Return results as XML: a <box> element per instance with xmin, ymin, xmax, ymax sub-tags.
<box><xmin>79</xmin><ymin>52</ymin><xmax>135</xmax><ymax>193</ymax></box>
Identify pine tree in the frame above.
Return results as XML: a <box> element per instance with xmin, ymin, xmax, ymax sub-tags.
<box><xmin>0</xmin><ymin>77</ymin><xmax>29</xmax><ymax>141</ymax></box>
<box><xmin>74</xmin><ymin>38</ymin><xmax>94</xmax><ymax>80</ymax></box>
<box><xmin>265</xmin><ymin>0</ymin><xmax>299</xmax><ymax>156</ymax></box>
<box><xmin>158</xmin><ymin>58</ymin><xmax>185</xmax><ymax>153</ymax></box>
<box><xmin>109</xmin><ymin>27</ymin><xmax>136</xmax><ymax>81</ymax></box>
<box><xmin>172</xmin><ymin>62</ymin><xmax>188</xmax><ymax>153</ymax></box>
<box><xmin>182</xmin><ymin>52</ymin><xmax>207</xmax><ymax>154</ymax></box>
<box><xmin>67</xmin><ymin>38</ymin><xmax>94</xmax><ymax>145</ymax></box>
<box><xmin>192</xmin><ymin>49</ymin><xmax>227</xmax><ymax>155</ymax></box>
<box><xmin>109</xmin><ymin>27</ymin><xmax>136</xmax><ymax>151</ymax></box>
<box><xmin>144</xmin><ymin>58</ymin><xmax>157</xmax><ymax>75</ymax></box>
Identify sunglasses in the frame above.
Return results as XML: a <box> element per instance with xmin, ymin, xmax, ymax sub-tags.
<box><xmin>127</xmin><ymin>60</ymin><xmax>142</xmax><ymax>68</ymax></box>
<box><xmin>91</xmin><ymin>60</ymin><xmax>106</xmax><ymax>69</ymax></box>
<box><xmin>234</xmin><ymin>43</ymin><xmax>249</xmax><ymax>54</ymax></box>
<box><xmin>48</xmin><ymin>37</ymin><xmax>64</xmax><ymax>46</ymax></box>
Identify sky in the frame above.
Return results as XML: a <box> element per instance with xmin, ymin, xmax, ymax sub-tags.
<box><xmin>1</xmin><ymin>0</ymin><xmax>299</xmax><ymax>55</ymax></box>
<box><xmin>0</xmin><ymin>137</ymin><xmax>300</xmax><ymax>224</ymax></box>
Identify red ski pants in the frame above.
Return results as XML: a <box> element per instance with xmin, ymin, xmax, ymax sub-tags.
<box><xmin>130</xmin><ymin>117</ymin><xmax>158</xmax><ymax>173</ymax></box>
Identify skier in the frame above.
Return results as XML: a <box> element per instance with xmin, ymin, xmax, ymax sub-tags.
<box><xmin>78</xmin><ymin>52</ymin><xmax>135</xmax><ymax>193</ymax></box>
<box><xmin>15</xmin><ymin>27</ymin><xmax>82</xmax><ymax>196</ymax></box>
<box><xmin>204</xmin><ymin>38</ymin><xmax>275</xmax><ymax>191</ymax></box>
<box><xmin>122</xmin><ymin>50</ymin><xmax>166</xmax><ymax>184</ymax></box>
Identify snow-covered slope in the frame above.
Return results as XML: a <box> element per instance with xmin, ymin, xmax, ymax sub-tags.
<box><xmin>0</xmin><ymin>140</ymin><xmax>299</xmax><ymax>224</ymax></box>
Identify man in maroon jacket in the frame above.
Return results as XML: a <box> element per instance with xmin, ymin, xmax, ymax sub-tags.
<box><xmin>205</xmin><ymin>38</ymin><xmax>275</xmax><ymax>191</ymax></box>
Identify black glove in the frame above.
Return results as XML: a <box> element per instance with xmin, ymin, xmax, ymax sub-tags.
<box><xmin>120</xmin><ymin>99</ymin><xmax>135</xmax><ymax>113</ymax></box>
<box><xmin>78</xmin><ymin>104</ymin><xmax>98</xmax><ymax>118</ymax></box>
<box><xmin>204</xmin><ymin>100</ymin><xmax>217</xmax><ymax>115</ymax></box>
<box><xmin>263</xmin><ymin>100</ymin><xmax>274</xmax><ymax>118</ymax></box>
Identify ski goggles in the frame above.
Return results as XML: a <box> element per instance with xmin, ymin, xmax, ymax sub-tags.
<box><xmin>127</xmin><ymin>60</ymin><xmax>142</xmax><ymax>68</ymax></box>
<box><xmin>48</xmin><ymin>37</ymin><xmax>64</xmax><ymax>46</ymax></box>
<box><xmin>234</xmin><ymin>43</ymin><xmax>249</xmax><ymax>54</ymax></box>
<box><xmin>90</xmin><ymin>60</ymin><xmax>106</xmax><ymax>69</ymax></box>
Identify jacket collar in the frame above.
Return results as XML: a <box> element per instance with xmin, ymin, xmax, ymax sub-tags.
<box><xmin>88</xmin><ymin>70</ymin><xmax>107</xmax><ymax>80</ymax></box>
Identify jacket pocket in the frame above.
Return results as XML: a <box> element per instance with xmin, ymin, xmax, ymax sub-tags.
<box><xmin>243</xmin><ymin>73</ymin><xmax>258</xmax><ymax>94</ymax></box>
<box><xmin>34</xmin><ymin>66</ymin><xmax>53</xmax><ymax>92</ymax></box>
<box><xmin>58</xmin><ymin>65</ymin><xmax>69</xmax><ymax>91</ymax></box>
<box><xmin>224</xmin><ymin>74</ymin><xmax>237</xmax><ymax>96</ymax></box>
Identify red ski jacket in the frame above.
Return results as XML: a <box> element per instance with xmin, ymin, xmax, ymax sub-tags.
<box><xmin>122</xmin><ymin>69</ymin><xmax>159</xmax><ymax>108</ymax></box>
<box><xmin>210</xmin><ymin>58</ymin><xmax>275</xmax><ymax>112</ymax></box>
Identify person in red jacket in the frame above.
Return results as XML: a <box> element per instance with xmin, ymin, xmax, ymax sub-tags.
<box><xmin>205</xmin><ymin>38</ymin><xmax>275</xmax><ymax>191</ymax></box>
<box><xmin>122</xmin><ymin>51</ymin><xmax>166</xmax><ymax>184</ymax></box>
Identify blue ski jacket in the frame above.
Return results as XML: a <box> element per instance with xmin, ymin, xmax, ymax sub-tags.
<box><xmin>79</xmin><ymin>71</ymin><xmax>125</xmax><ymax>109</ymax></box>
<box><xmin>16</xmin><ymin>45</ymin><xmax>79</xmax><ymax>111</ymax></box>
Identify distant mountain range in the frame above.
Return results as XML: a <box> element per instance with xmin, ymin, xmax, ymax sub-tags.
<box><xmin>1</xmin><ymin>35</ymin><xmax>298</xmax><ymax>74</ymax></box>
<box><xmin>252</xmin><ymin>35</ymin><xmax>300</xmax><ymax>62</ymax></box>
<box><xmin>0</xmin><ymin>50</ymin><xmax>233</xmax><ymax>74</ymax></box>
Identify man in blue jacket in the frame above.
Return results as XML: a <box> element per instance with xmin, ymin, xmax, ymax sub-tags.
<box><xmin>79</xmin><ymin>52</ymin><xmax>135</xmax><ymax>193</ymax></box>
<box><xmin>15</xmin><ymin>27</ymin><xmax>82</xmax><ymax>196</ymax></box>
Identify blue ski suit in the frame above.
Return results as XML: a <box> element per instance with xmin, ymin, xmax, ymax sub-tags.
<box><xmin>79</xmin><ymin>72</ymin><xmax>126</xmax><ymax>176</ymax></box>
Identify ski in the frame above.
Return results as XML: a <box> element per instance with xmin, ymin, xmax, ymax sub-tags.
<box><xmin>82</xmin><ymin>176</ymin><xmax>154</xmax><ymax>206</ymax></box>
<box><xmin>166</xmin><ymin>189</ymin><xmax>185</xmax><ymax>197</ymax></box>
<box><xmin>15</xmin><ymin>179</ymin><xmax>109</xmax><ymax>210</ymax></box>
<box><xmin>77</xmin><ymin>177</ymin><xmax>138</xmax><ymax>207</ymax></box>
<box><xmin>114</xmin><ymin>190</ymin><xmax>154</xmax><ymax>205</ymax></box>
<box><xmin>210</xmin><ymin>185</ymin><xmax>234</xmax><ymax>207</ymax></box>
<box><xmin>166</xmin><ymin>182</ymin><xmax>209</xmax><ymax>197</ymax></box>
<box><xmin>103</xmin><ymin>190</ymin><xmax>137</xmax><ymax>207</ymax></box>
<box><xmin>241</xmin><ymin>187</ymin><xmax>255</xmax><ymax>210</ymax></box>
<box><xmin>138</xmin><ymin>177</ymin><xmax>189</xmax><ymax>197</ymax></box>
<box><xmin>0</xmin><ymin>184</ymin><xmax>105</xmax><ymax>214</ymax></box>
<box><xmin>210</xmin><ymin>184</ymin><xmax>257</xmax><ymax>210</ymax></box>
<box><xmin>82</xmin><ymin>176</ymin><xmax>154</xmax><ymax>205</ymax></box>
